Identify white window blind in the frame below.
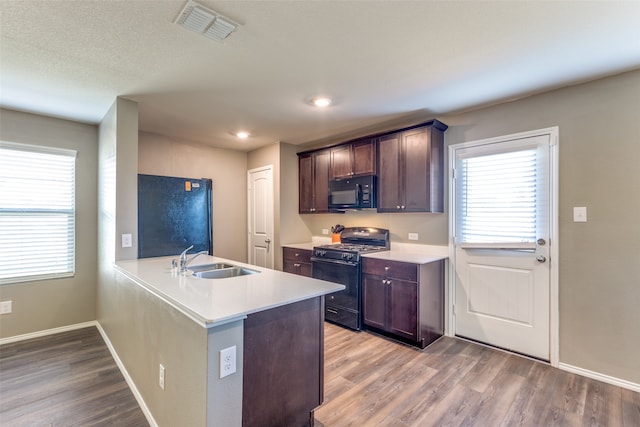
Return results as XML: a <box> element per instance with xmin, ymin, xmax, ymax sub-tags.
<box><xmin>0</xmin><ymin>141</ymin><xmax>76</xmax><ymax>284</ymax></box>
<box><xmin>458</xmin><ymin>148</ymin><xmax>537</xmax><ymax>246</ymax></box>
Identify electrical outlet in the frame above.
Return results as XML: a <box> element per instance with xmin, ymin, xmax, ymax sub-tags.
<box><xmin>159</xmin><ymin>364</ymin><xmax>165</xmax><ymax>390</ymax></box>
<box><xmin>0</xmin><ymin>301</ymin><xmax>12</xmax><ymax>314</ymax></box>
<box><xmin>121</xmin><ymin>233</ymin><xmax>132</xmax><ymax>248</ymax></box>
<box><xmin>408</xmin><ymin>232</ymin><xmax>419</xmax><ymax>241</ymax></box>
<box><xmin>322</xmin><ymin>228</ymin><xmax>329</xmax><ymax>235</ymax></box>
<box><xmin>219</xmin><ymin>346</ymin><xmax>237</xmax><ymax>379</ymax></box>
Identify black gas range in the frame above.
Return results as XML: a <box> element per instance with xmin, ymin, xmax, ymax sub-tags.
<box><xmin>311</xmin><ymin>227</ymin><xmax>390</xmax><ymax>330</ymax></box>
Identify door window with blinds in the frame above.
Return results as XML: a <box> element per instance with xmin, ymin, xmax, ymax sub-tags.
<box><xmin>454</xmin><ymin>137</ymin><xmax>549</xmax><ymax>249</ymax></box>
<box><xmin>0</xmin><ymin>141</ymin><xmax>77</xmax><ymax>284</ymax></box>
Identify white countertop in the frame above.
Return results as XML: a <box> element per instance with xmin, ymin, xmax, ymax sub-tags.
<box><xmin>361</xmin><ymin>251</ymin><xmax>446</xmax><ymax>264</ymax></box>
<box><xmin>114</xmin><ymin>256</ymin><xmax>344</xmax><ymax>329</ymax></box>
<box><xmin>282</xmin><ymin>241</ymin><xmax>449</xmax><ymax>264</ymax></box>
<box><xmin>281</xmin><ymin>242</ymin><xmax>314</xmax><ymax>251</ymax></box>
<box><xmin>363</xmin><ymin>243</ymin><xmax>449</xmax><ymax>264</ymax></box>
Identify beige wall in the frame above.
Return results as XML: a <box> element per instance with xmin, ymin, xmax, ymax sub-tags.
<box><xmin>2</xmin><ymin>68</ymin><xmax>638</xmax><ymax>397</ymax></box>
<box><xmin>297</xmin><ymin>70</ymin><xmax>640</xmax><ymax>385</ymax></box>
<box><xmin>0</xmin><ymin>109</ymin><xmax>98</xmax><ymax>338</ymax></box>
<box><xmin>138</xmin><ymin>132</ymin><xmax>248</xmax><ymax>262</ymax></box>
<box><xmin>279</xmin><ymin>143</ymin><xmax>313</xmax><ymax>245</ymax></box>
<box><xmin>442</xmin><ymin>70</ymin><xmax>640</xmax><ymax>384</ymax></box>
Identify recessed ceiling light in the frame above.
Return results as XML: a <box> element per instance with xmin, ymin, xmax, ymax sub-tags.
<box><xmin>236</xmin><ymin>131</ymin><xmax>250</xmax><ymax>139</ymax></box>
<box><xmin>312</xmin><ymin>97</ymin><xmax>332</xmax><ymax>108</ymax></box>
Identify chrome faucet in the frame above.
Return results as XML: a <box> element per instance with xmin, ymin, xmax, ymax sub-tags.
<box><xmin>176</xmin><ymin>245</ymin><xmax>209</xmax><ymax>273</ymax></box>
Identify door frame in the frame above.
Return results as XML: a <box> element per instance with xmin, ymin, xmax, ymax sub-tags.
<box><xmin>447</xmin><ymin>127</ymin><xmax>559</xmax><ymax>367</ymax></box>
<box><xmin>247</xmin><ymin>165</ymin><xmax>274</xmax><ymax>268</ymax></box>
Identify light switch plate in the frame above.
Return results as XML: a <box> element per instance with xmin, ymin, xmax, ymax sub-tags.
<box><xmin>408</xmin><ymin>233</ymin><xmax>419</xmax><ymax>241</ymax></box>
<box><xmin>573</xmin><ymin>207</ymin><xmax>587</xmax><ymax>222</ymax></box>
<box><xmin>121</xmin><ymin>233</ymin><xmax>133</xmax><ymax>248</ymax></box>
<box><xmin>0</xmin><ymin>301</ymin><xmax>12</xmax><ymax>314</ymax></box>
<box><xmin>322</xmin><ymin>229</ymin><xmax>329</xmax><ymax>235</ymax></box>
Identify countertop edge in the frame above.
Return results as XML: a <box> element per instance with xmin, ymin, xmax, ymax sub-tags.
<box><xmin>113</xmin><ymin>264</ymin><xmax>249</xmax><ymax>328</ymax></box>
<box><xmin>114</xmin><ymin>257</ymin><xmax>343</xmax><ymax>329</ymax></box>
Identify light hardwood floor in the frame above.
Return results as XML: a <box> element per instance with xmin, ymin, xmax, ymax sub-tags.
<box><xmin>315</xmin><ymin>323</ymin><xmax>640</xmax><ymax>427</ymax></box>
<box><xmin>1</xmin><ymin>324</ymin><xmax>639</xmax><ymax>426</ymax></box>
<box><xmin>0</xmin><ymin>327</ymin><xmax>148</xmax><ymax>426</ymax></box>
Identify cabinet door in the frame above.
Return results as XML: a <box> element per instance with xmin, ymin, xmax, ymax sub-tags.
<box><xmin>313</xmin><ymin>150</ymin><xmax>330</xmax><ymax>212</ymax></box>
<box><xmin>298</xmin><ymin>155</ymin><xmax>314</xmax><ymax>213</ymax></box>
<box><xmin>377</xmin><ymin>133</ymin><xmax>401</xmax><ymax>211</ymax></box>
<box><xmin>352</xmin><ymin>139</ymin><xmax>376</xmax><ymax>176</ymax></box>
<box><xmin>389</xmin><ymin>279</ymin><xmax>418</xmax><ymax>341</ymax></box>
<box><xmin>403</xmin><ymin>128</ymin><xmax>431</xmax><ymax>212</ymax></box>
<box><xmin>329</xmin><ymin>145</ymin><xmax>352</xmax><ymax>179</ymax></box>
<box><xmin>362</xmin><ymin>274</ymin><xmax>387</xmax><ymax>330</ymax></box>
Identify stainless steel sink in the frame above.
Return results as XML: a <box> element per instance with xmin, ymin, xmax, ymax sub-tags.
<box><xmin>188</xmin><ymin>263</ymin><xmax>234</xmax><ymax>273</ymax></box>
<box><xmin>193</xmin><ymin>267</ymin><xmax>259</xmax><ymax>279</ymax></box>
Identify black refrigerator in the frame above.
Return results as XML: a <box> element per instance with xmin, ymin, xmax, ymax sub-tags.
<box><xmin>138</xmin><ymin>174</ymin><xmax>213</xmax><ymax>259</ymax></box>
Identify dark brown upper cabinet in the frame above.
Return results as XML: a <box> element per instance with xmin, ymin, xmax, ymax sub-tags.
<box><xmin>298</xmin><ymin>149</ymin><xmax>330</xmax><ymax>213</ymax></box>
<box><xmin>329</xmin><ymin>138</ymin><xmax>377</xmax><ymax>179</ymax></box>
<box><xmin>377</xmin><ymin>120</ymin><xmax>447</xmax><ymax>213</ymax></box>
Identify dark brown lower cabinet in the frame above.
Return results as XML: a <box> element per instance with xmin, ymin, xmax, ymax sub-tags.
<box><xmin>282</xmin><ymin>247</ymin><xmax>312</xmax><ymax>277</ymax></box>
<box><xmin>243</xmin><ymin>297</ymin><xmax>323</xmax><ymax>427</ymax></box>
<box><xmin>362</xmin><ymin>258</ymin><xmax>444</xmax><ymax>348</ymax></box>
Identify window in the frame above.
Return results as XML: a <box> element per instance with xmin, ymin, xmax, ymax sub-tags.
<box><xmin>0</xmin><ymin>141</ymin><xmax>77</xmax><ymax>284</ymax></box>
<box><xmin>454</xmin><ymin>134</ymin><xmax>550</xmax><ymax>250</ymax></box>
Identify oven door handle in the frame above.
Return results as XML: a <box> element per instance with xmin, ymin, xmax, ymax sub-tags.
<box><xmin>311</xmin><ymin>258</ymin><xmax>359</xmax><ymax>267</ymax></box>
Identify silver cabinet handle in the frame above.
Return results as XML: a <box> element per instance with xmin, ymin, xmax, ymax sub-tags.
<box><xmin>293</xmin><ymin>263</ymin><xmax>300</xmax><ymax>267</ymax></box>
<box><xmin>536</xmin><ymin>255</ymin><xmax>547</xmax><ymax>263</ymax></box>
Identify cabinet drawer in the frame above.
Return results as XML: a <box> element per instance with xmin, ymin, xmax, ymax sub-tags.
<box><xmin>283</xmin><ymin>260</ymin><xmax>312</xmax><ymax>277</ymax></box>
<box><xmin>283</xmin><ymin>247</ymin><xmax>311</xmax><ymax>263</ymax></box>
<box><xmin>362</xmin><ymin>258</ymin><xmax>417</xmax><ymax>282</ymax></box>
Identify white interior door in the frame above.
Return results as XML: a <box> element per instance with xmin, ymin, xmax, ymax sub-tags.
<box><xmin>451</xmin><ymin>130</ymin><xmax>557</xmax><ymax>361</ymax></box>
<box><xmin>248</xmin><ymin>166</ymin><xmax>274</xmax><ymax>268</ymax></box>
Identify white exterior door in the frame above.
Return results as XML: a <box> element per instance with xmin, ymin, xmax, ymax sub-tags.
<box><xmin>450</xmin><ymin>129</ymin><xmax>558</xmax><ymax>361</ymax></box>
<box><xmin>248</xmin><ymin>166</ymin><xmax>274</xmax><ymax>268</ymax></box>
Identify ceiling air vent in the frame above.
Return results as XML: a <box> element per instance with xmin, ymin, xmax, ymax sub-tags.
<box><xmin>175</xmin><ymin>0</ymin><xmax>238</xmax><ymax>41</ymax></box>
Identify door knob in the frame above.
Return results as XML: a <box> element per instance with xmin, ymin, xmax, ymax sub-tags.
<box><xmin>537</xmin><ymin>238</ymin><xmax>546</xmax><ymax>246</ymax></box>
<box><xmin>536</xmin><ymin>255</ymin><xmax>546</xmax><ymax>263</ymax></box>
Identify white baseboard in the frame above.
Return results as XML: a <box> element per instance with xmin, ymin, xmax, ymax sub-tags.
<box><xmin>95</xmin><ymin>322</ymin><xmax>158</xmax><ymax>427</ymax></box>
<box><xmin>559</xmin><ymin>362</ymin><xmax>640</xmax><ymax>393</ymax></box>
<box><xmin>0</xmin><ymin>321</ymin><xmax>98</xmax><ymax>345</ymax></box>
<box><xmin>0</xmin><ymin>321</ymin><xmax>158</xmax><ymax>427</ymax></box>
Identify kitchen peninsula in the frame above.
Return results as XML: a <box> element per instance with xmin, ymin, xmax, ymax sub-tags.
<box><xmin>110</xmin><ymin>256</ymin><xmax>343</xmax><ymax>427</ymax></box>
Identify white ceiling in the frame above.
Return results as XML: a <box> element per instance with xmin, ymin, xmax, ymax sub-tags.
<box><xmin>1</xmin><ymin>1</ymin><xmax>639</xmax><ymax>152</ymax></box>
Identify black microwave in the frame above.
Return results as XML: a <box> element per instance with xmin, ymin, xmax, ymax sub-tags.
<box><xmin>328</xmin><ymin>175</ymin><xmax>377</xmax><ymax>210</ymax></box>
